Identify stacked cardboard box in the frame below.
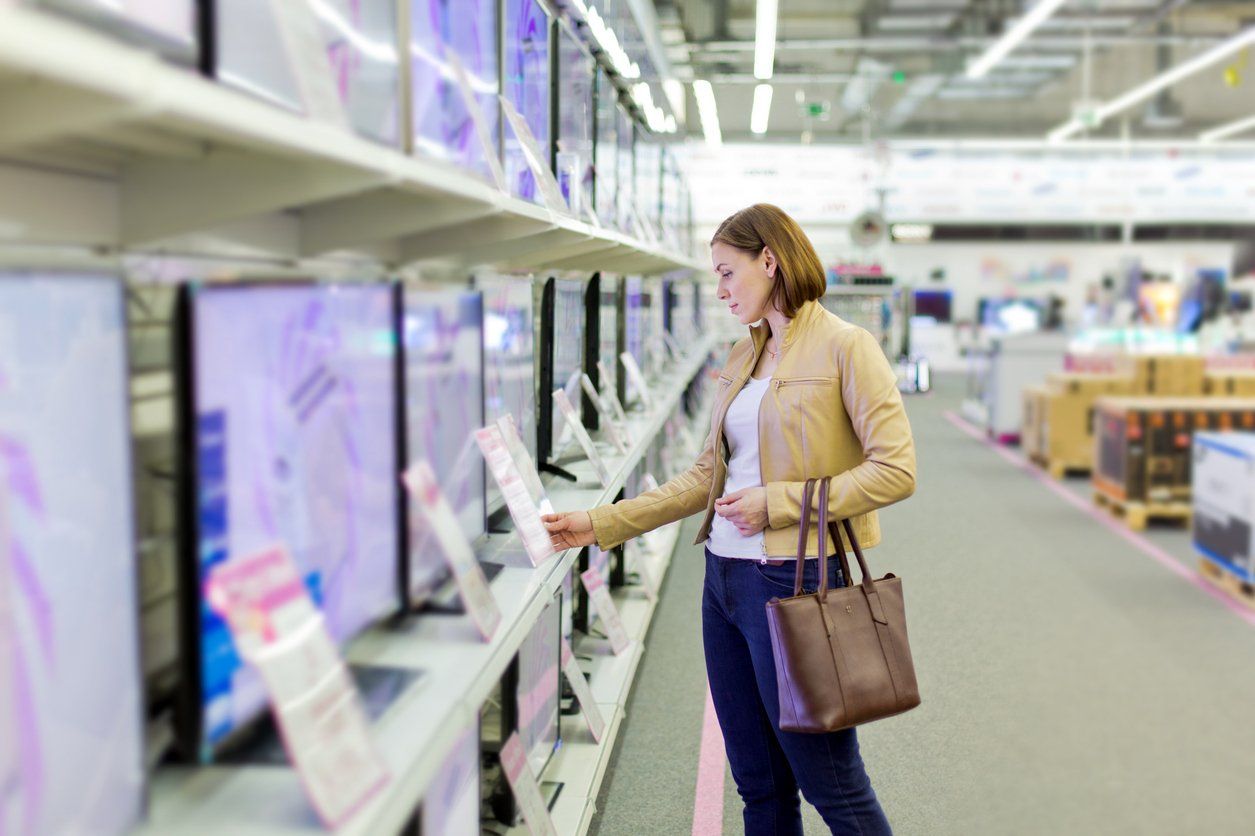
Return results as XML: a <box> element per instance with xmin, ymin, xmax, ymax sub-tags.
<box><xmin>1094</xmin><ymin>397</ymin><xmax>1255</xmax><ymax>506</ymax></box>
<box><xmin>1122</xmin><ymin>354</ymin><xmax>1205</xmax><ymax>396</ymax></box>
<box><xmin>1022</xmin><ymin>385</ymin><xmax>1048</xmax><ymax>463</ymax></box>
<box><xmin>1021</xmin><ymin>373</ymin><xmax>1133</xmax><ymax>473</ymax></box>
<box><xmin>1203</xmin><ymin>372</ymin><xmax>1255</xmax><ymax>398</ymax></box>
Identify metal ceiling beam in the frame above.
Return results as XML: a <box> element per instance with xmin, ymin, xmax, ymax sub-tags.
<box><xmin>691</xmin><ymin>33</ymin><xmax>1225</xmax><ymax>53</ymax></box>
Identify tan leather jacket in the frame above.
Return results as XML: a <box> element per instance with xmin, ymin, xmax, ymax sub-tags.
<box><xmin>588</xmin><ymin>299</ymin><xmax>916</xmax><ymax>557</ymax></box>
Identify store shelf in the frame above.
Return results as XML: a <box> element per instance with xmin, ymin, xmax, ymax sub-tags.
<box><xmin>0</xmin><ymin>6</ymin><xmax>702</xmax><ymax>273</ymax></box>
<box><xmin>139</xmin><ymin>334</ymin><xmax>716</xmax><ymax>836</ymax></box>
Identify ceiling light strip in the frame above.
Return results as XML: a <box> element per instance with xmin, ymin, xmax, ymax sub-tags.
<box><xmin>1201</xmin><ymin>113</ymin><xmax>1255</xmax><ymax>143</ymax></box>
<box><xmin>754</xmin><ymin>0</ymin><xmax>778</xmax><ymax>80</ymax></box>
<box><xmin>966</xmin><ymin>0</ymin><xmax>1070</xmax><ymax>79</ymax></box>
<box><xmin>693</xmin><ymin>80</ymin><xmax>722</xmax><ymax>147</ymax></box>
<box><xmin>750</xmin><ymin>84</ymin><xmax>773</xmax><ymax>134</ymax></box>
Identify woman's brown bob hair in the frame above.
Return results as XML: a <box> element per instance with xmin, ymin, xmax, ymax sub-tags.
<box><xmin>711</xmin><ymin>203</ymin><xmax>826</xmax><ymax>319</ymax></box>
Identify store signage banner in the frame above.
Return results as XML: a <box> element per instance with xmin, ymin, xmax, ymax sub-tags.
<box><xmin>581</xmin><ymin>567</ymin><xmax>631</xmax><ymax>655</ymax></box>
<box><xmin>476</xmin><ymin>425</ymin><xmax>554</xmax><ymax>566</ymax></box>
<box><xmin>204</xmin><ymin>545</ymin><xmax>389</xmax><ymax>828</ymax></box>
<box><xmin>595</xmin><ymin>360</ymin><xmax>632</xmax><ymax>429</ymax></box>
<box><xmin>500</xmin><ymin>733</ymin><xmax>559</xmax><ymax>836</ymax></box>
<box><xmin>560</xmin><ymin>638</ymin><xmax>607</xmax><ymax>743</ymax></box>
<box><xmin>401</xmin><ymin>461</ymin><xmax>501</xmax><ymax>641</ymax></box>
<box><xmin>619</xmin><ymin>352</ymin><xmax>655</xmax><ymax>411</ymax></box>
<box><xmin>580</xmin><ymin>374</ymin><xmax>630</xmax><ymax>455</ymax></box>
<box><xmin>553</xmin><ymin>389</ymin><xmax>612</xmax><ymax>487</ymax></box>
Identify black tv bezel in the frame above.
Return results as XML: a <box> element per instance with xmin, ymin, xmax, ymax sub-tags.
<box><xmin>536</xmin><ymin>275</ymin><xmax>588</xmax><ymax>470</ymax></box>
<box><xmin>582</xmin><ymin>272</ymin><xmax>601</xmax><ymax>432</ymax></box>
<box><xmin>173</xmin><ymin>279</ymin><xmax>406</xmax><ymax>762</ymax></box>
<box><xmin>395</xmin><ymin>284</ymin><xmax>489</xmax><ymax>610</ymax></box>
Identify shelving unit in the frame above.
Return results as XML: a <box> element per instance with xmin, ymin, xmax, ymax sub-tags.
<box><xmin>139</xmin><ymin>334</ymin><xmax>718</xmax><ymax>836</ymax></box>
<box><xmin>0</xmin><ymin>5</ymin><xmax>702</xmax><ymax>274</ymax></box>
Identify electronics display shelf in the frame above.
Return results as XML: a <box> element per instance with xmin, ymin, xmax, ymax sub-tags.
<box><xmin>0</xmin><ymin>6</ymin><xmax>702</xmax><ymax>275</ymax></box>
<box><xmin>139</xmin><ymin>333</ymin><xmax>717</xmax><ymax>836</ymax></box>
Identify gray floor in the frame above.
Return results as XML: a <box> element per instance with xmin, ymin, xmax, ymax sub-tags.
<box><xmin>589</xmin><ymin>374</ymin><xmax>1255</xmax><ymax>835</ymax></box>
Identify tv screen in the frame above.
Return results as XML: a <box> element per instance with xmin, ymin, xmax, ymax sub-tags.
<box><xmin>408</xmin><ymin>0</ymin><xmax>500</xmax><ymax>180</ymax></box>
<box><xmin>624</xmin><ymin>275</ymin><xmax>645</xmax><ymax>382</ymax></box>
<box><xmin>517</xmin><ymin>590</ymin><xmax>560</xmax><ymax>778</ymax></box>
<box><xmin>593</xmin><ymin>69</ymin><xmax>619</xmax><ymax>228</ymax></box>
<box><xmin>548</xmin><ymin>278</ymin><xmax>586</xmax><ymax>460</ymax></box>
<box><xmin>421</xmin><ymin>725</ymin><xmax>480</xmax><ymax>834</ymax></box>
<box><xmin>33</xmin><ymin>0</ymin><xmax>197</xmax><ymax>59</ymax></box>
<box><xmin>555</xmin><ymin>22</ymin><xmax>595</xmax><ymax>215</ymax></box>
<box><xmin>480</xmin><ymin>276</ymin><xmax>536</xmax><ymax>509</ymax></box>
<box><xmin>615</xmin><ymin>106</ymin><xmax>635</xmax><ymax>234</ymax></box>
<box><xmin>634</xmin><ymin>135</ymin><xmax>661</xmax><ymax>240</ymax></box>
<box><xmin>598</xmin><ymin>274</ymin><xmax>622</xmax><ymax>404</ymax></box>
<box><xmin>0</xmin><ymin>273</ymin><xmax>144</xmax><ymax>835</ymax></box>
<box><xmin>212</xmin><ymin>0</ymin><xmax>401</xmax><ymax>144</ymax></box>
<box><xmin>401</xmin><ymin>288</ymin><xmax>485</xmax><ymax>601</ymax></box>
<box><xmin>181</xmin><ymin>282</ymin><xmax>401</xmax><ymax>754</ymax></box>
<box><xmin>913</xmin><ymin>289</ymin><xmax>952</xmax><ymax>323</ymax></box>
<box><xmin>502</xmin><ymin>0</ymin><xmax>552</xmax><ymax>204</ymax></box>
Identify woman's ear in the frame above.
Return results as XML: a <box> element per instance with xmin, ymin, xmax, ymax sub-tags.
<box><xmin>762</xmin><ymin>246</ymin><xmax>777</xmax><ymax>278</ymax></box>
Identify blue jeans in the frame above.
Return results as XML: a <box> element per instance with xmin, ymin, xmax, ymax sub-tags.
<box><xmin>702</xmin><ymin>548</ymin><xmax>893</xmax><ymax>836</ymax></box>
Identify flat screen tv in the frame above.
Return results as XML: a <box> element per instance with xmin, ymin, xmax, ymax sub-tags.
<box><xmin>597</xmin><ymin>273</ymin><xmax>622</xmax><ymax>422</ymax></box>
<box><xmin>408</xmin><ymin>0</ymin><xmax>500</xmax><ymax>181</ymax></box>
<box><xmin>615</xmin><ymin>105</ymin><xmax>635</xmax><ymax>235</ymax></box>
<box><xmin>419</xmin><ymin>725</ymin><xmax>480</xmax><ymax>835</ymax></box>
<box><xmin>478</xmin><ymin>275</ymin><xmax>536</xmax><ymax>513</ymax></box>
<box><xmin>0</xmin><ymin>272</ymin><xmax>145</xmax><ymax>835</ymax></box>
<box><xmin>502</xmin><ymin>0</ymin><xmax>553</xmax><ymax>204</ymax></box>
<box><xmin>913</xmin><ymin>289</ymin><xmax>953</xmax><ymax>323</ymax></box>
<box><xmin>555</xmin><ymin>20</ymin><xmax>595</xmax><ymax>215</ymax></box>
<box><xmin>516</xmin><ymin>589</ymin><xmax>560</xmax><ymax>777</ymax></box>
<box><xmin>537</xmin><ymin>277</ymin><xmax>586</xmax><ymax>474</ymax></box>
<box><xmin>400</xmin><ymin>287</ymin><xmax>485</xmax><ymax>604</ymax></box>
<box><xmin>593</xmin><ymin>68</ymin><xmax>619</xmax><ymax>228</ymax></box>
<box><xmin>175</xmin><ymin>281</ymin><xmax>402</xmax><ymax>759</ymax></box>
<box><xmin>209</xmin><ymin>0</ymin><xmax>401</xmax><ymax>144</ymax></box>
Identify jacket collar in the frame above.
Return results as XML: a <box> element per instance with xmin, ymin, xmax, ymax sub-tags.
<box><xmin>749</xmin><ymin>299</ymin><xmax>825</xmax><ymax>356</ymax></box>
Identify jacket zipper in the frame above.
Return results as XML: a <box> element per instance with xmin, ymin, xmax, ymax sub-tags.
<box><xmin>774</xmin><ymin>376</ymin><xmax>831</xmax><ymax>388</ymax></box>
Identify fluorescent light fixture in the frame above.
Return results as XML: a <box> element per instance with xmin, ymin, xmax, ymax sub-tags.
<box><xmin>754</xmin><ymin>0</ymin><xmax>778</xmax><ymax>80</ymax></box>
<box><xmin>693</xmin><ymin>80</ymin><xmax>723</xmax><ymax>147</ymax></box>
<box><xmin>585</xmin><ymin>8</ymin><xmax>641</xmax><ymax>80</ymax></box>
<box><xmin>966</xmin><ymin>0</ymin><xmax>1069</xmax><ymax>80</ymax></box>
<box><xmin>878</xmin><ymin>14</ymin><xmax>958</xmax><ymax>30</ymax></box>
<box><xmin>751</xmin><ymin>84</ymin><xmax>773</xmax><ymax>134</ymax></box>
<box><xmin>663</xmin><ymin>79</ymin><xmax>687</xmax><ymax>125</ymax></box>
<box><xmin>1200</xmin><ymin>113</ymin><xmax>1255</xmax><ymax>142</ymax></box>
<box><xmin>999</xmin><ymin>53</ymin><xmax>1077</xmax><ymax>69</ymax></box>
<box><xmin>892</xmin><ymin>223</ymin><xmax>933</xmax><ymax>241</ymax></box>
<box><xmin>1047</xmin><ymin>118</ymin><xmax>1084</xmax><ymax>142</ymax></box>
<box><xmin>1095</xmin><ymin>26</ymin><xmax>1255</xmax><ymax>122</ymax></box>
<box><xmin>936</xmin><ymin>87</ymin><xmax>1029</xmax><ymax>100</ymax></box>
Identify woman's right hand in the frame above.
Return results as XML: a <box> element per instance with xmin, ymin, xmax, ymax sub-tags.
<box><xmin>541</xmin><ymin>511</ymin><xmax>596</xmax><ymax>550</ymax></box>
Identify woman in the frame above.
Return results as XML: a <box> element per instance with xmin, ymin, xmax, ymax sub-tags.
<box><xmin>542</xmin><ymin>203</ymin><xmax>916</xmax><ymax>835</ymax></box>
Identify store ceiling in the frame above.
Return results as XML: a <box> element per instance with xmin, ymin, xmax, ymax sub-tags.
<box><xmin>656</xmin><ymin>0</ymin><xmax>1255</xmax><ymax>143</ymax></box>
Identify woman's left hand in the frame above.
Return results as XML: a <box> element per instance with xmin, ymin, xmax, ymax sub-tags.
<box><xmin>714</xmin><ymin>487</ymin><xmax>769</xmax><ymax>536</ymax></box>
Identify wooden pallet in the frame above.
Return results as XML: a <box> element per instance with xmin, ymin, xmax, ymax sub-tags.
<box><xmin>1198</xmin><ymin>558</ymin><xmax>1255</xmax><ymax>611</ymax></box>
<box><xmin>1028</xmin><ymin>453</ymin><xmax>1090</xmax><ymax>481</ymax></box>
<box><xmin>1092</xmin><ymin>490</ymin><xmax>1191</xmax><ymax>531</ymax></box>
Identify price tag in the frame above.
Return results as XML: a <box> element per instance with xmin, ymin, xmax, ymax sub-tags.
<box><xmin>580</xmin><ymin>374</ymin><xmax>629</xmax><ymax>455</ymax></box>
<box><xmin>580</xmin><ymin>568</ymin><xmax>631</xmax><ymax>655</ymax></box>
<box><xmin>269</xmin><ymin>0</ymin><xmax>349</xmax><ymax>129</ymax></box>
<box><xmin>662</xmin><ymin>331</ymin><xmax>684</xmax><ymax>362</ymax></box>
<box><xmin>446</xmin><ymin>52</ymin><xmax>508</xmax><ymax>192</ymax></box>
<box><xmin>595</xmin><ymin>360</ymin><xmax>631</xmax><ymax>428</ymax></box>
<box><xmin>561</xmin><ymin>638</ymin><xmax>606</xmax><ymax>743</ymax></box>
<box><xmin>553</xmin><ymin>389</ymin><xmax>612</xmax><ymax>487</ymax></box>
<box><xmin>619</xmin><ymin>352</ymin><xmax>655</xmax><ymax>411</ymax></box>
<box><xmin>500</xmin><ymin>733</ymin><xmax>559</xmax><ymax>836</ymax></box>
<box><xmin>476</xmin><ymin>426</ymin><xmax>555</xmax><ymax>566</ymax></box>
<box><xmin>497</xmin><ymin>415</ymin><xmax>553</xmax><ymax>516</ymax></box>
<box><xmin>501</xmin><ymin>97</ymin><xmax>570</xmax><ymax>216</ymax></box>
<box><xmin>204</xmin><ymin>545</ymin><xmax>389</xmax><ymax>828</ymax></box>
<box><xmin>401</xmin><ymin>461</ymin><xmax>501</xmax><ymax>641</ymax></box>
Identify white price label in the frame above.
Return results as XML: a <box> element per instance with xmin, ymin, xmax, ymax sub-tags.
<box><xmin>500</xmin><ymin>733</ymin><xmax>559</xmax><ymax>836</ymax></box>
<box><xmin>446</xmin><ymin>52</ymin><xmax>508</xmax><ymax>192</ymax></box>
<box><xmin>581</xmin><ymin>568</ymin><xmax>631</xmax><ymax>655</ymax></box>
<box><xmin>554</xmin><ymin>389</ymin><xmax>612</xmax><ymax>487</ymax></box>
<box><xmin>561</xmin><ymin>638</ymin><xmax>606</xmax><ymax>743</ymax></box>
<box><xmin>595</xmin><ymin>360</ymin><xmax>631</xmax><ymax>428</ymax></box>
<box><xmin>497</xmin><ymin>415</ymin><xmax>553</xmax><ymax>515</ymax></box>
<box><xmin>580</xmin><ymin>374</ymin><xmax>630</xmax><ymax>455</ymax></box>
<box><xmin>619</xmin><ymin>352</ymin><xmax>655</xmax><ymax>411</ymax></box>
<box><xmin>476</xmin><ymin>426</ymin><xmax>554</xmax><ymax>566</ymax></box>
<box><xmin>401</xmin><ymin>461</ymin><xmax>501</xmax><ymax>641</ymax></box>
<box><xmin>501</xmin><ymin>97</ymin><xmax>570</xmax><ymax>216</ymax></box>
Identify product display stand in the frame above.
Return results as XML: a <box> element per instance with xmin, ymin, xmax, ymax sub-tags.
<box><xmin>140</xmin><ymin>335</ymin><xmax>717</xmax><ymax>836</ymax></box>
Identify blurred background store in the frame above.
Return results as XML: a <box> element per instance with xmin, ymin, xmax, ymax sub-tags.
<box><xmin>1</xmin><ymin>0</ymin><xmax>1254</xmax><ymax>834</ymax></box>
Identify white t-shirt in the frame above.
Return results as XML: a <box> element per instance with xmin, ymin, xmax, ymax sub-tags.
<box><xmin>706</xmin><ymin>375</ymin><xmax>776</xmax><ymax>559</ymax></box>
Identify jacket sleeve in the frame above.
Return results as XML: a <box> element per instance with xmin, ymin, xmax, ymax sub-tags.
<box><xmin>765</xmin><ymin>328</ymin><xmax>917</xmax><ymax>528</ymax></box>
<box><xmin>587</xmin><ymin>422</ymin><xmax>717</xmax><ymax>550</ymax></box>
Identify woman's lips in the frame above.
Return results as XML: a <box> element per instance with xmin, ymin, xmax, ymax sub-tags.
<box><xmin>730</xmin><ymin>303</ymin><xmax>739</xmax><ymax>313</ymax></box>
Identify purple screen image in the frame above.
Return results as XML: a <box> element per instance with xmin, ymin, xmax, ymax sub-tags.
<box><xmin>0</xmin><ymin>274</ymin><xmax>143</xmax><ymax>836</ymax></box>
<box><xmin>503</xmin><ymin>0</ymin><xmax>551</xmax><ymax>204</ymax></box>
<box><xmin>191</xmin><ymin>283</ymin><xmax>399</xmax><ymax>749</ymax></box>
<box><xmin>594</xmin><ymin>69</ymin><xmax>618</xmax><ymax>226</ymax></box>
<box><xmin>555</xmin><ymin>26</ymin><xmax>594</xmax><ymax>211</ymax></box>
<box><xmin>409</xmin><ymin>0</ymin><xmax>500</xmax><ymax>179</ymax></box>
<box><xmin>480</xmin><ymin>277</ymin><xmax>535</xmax><ymax>511</ymax></box>
<box><xmin>550</xmin><ymin>279</ymin><xmax>585</xmax><ymax>456</ymax></box>
<box><xmin>402</xmin><ymin>289</ymin><xmax>485</xmax><ymax>600</ymax></box>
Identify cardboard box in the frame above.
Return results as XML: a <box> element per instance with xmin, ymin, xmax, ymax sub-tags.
<box><xmin>1204</xmin><ymin>372</ymin><xmax>1255</xmax><ymax>398</ymax></box>
<box><xmin>1124</xmin><ymin>355</ymin><xmax>1204</xmax><ymax>397</ymax></box>
<box><xmin>1030</xmin><ymin>374</ymin><xmax>1134</xmax><ymax>470</ymax></box>
<box><xmin>1193</xmin><ymin>431</ymin><xmax>1255</xmax><ymax>581</ymax></box>
<box><xmin>1046</xmin><ymin>372</ymin><xmax>1135</xmax><ymax>397</ymax></box>
<box><xmin>1022</xmin><ymin>385</ymin><xmax>1049</xmax><ymax>461</ymax></box>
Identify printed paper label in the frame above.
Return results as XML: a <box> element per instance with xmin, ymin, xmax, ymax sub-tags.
<box><xmin>497</xmin><ymin>415</ymin><xmax>553</xmax><ymax>516</ymax></box>
<box><xmin>476</xmin><ymin>426</ymin><xmax>554</xmax><ymax>566</ymax></box>
<box><xmin>596</xmin><ymin>360</ymin><xmax>631</xmax><ymax>428</ymax></box>
<box><xmin>446</xmin><ymin>52</ymin><xmax>508</xmax><ymax>192</ymax></box>
<box><xmin>561</xmin><ymin>638</ymin><xmax>606</xmax><ymax>743</ymax></box>
<box><xmin>662</xmin><ymin>331</ymin><xmax>683</xmax><ymax>362</ymax></box>
<box><xmin>500</xmin><ymin>733</ymin><xmax>559</xmax><ymax>836</ymax></box>
<box><xmin>619</xmin><ymin>352</ymin><xmax>655</xmax><ymax>411</ymax></box>
<box><xmin>580</xmin><ymin>568</ymin><xmax>631</xmax><ymax>655</ymax></box>
<box><xmin>580</xmin><ymin>374</ymin><xmax>630</xmax><ymax>455</ymax></box>
<box><xmin>269</xmin><ymin>0</ymin><xmax>350</xmax><ymax>129</ymax></box>
<box><xmin>501</xmin><ymin>98</ymin><xmax>569</xmax><ymax>216</ymax></box>
<box><xmin>401</xmin><ymin>461</ymin><xmax>501</xmax><ymax>641</ymax></box>
<box><xmin>204</xmin><ymin>545</ymin><xmax>388</xmax><ymax>828</ymax></box>
<box><xmin>554</xmin><ymin>389</ymin><xmax>612</xmax><ymax>487</ymax></box>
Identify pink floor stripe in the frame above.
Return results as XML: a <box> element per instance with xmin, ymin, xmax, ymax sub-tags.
<box><xmin>942</xmin><ymin>410</ymin><xmax>1255</xmax><ymax>628</ymax></box>
<box><xmin>692</xmin><ymin>684</ymin><xmax>726</xmax><ymax>836</ymax></box>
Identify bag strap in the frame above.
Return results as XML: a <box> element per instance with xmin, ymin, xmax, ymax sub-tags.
<box><xmin>792</xmin><ymin>478</ymin><xmax>817</xmax><ymax>596</ymax></box>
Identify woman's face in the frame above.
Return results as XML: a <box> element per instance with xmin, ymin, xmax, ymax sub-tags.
<box><xmin>712</xmin><ymin>241</ymin><xmax>777</xmax><ymax>326</ymax></box>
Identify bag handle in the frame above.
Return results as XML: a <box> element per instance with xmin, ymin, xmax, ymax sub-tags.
<box><xmin>792</xmin><ymin>478</ymin><xmax>817</xmax><ymax>595</ymax></box>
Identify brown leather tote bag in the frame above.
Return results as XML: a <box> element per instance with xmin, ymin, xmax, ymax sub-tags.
<box><xmin>765</xmin><ymin>477</ymin><xmax>921</xmax><ymax>733</ymax></box>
